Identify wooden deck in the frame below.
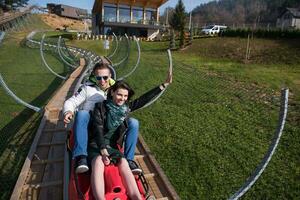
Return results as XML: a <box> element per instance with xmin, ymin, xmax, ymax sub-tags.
<box><xmin>10</xmin><ymin>58</ymin><xmax>179</xmax><ymax>200</ymax></box>
<box><xmin>0</xmin><ymin>10</ymin><xmax>30</xmax><ymax>26</ymax></box>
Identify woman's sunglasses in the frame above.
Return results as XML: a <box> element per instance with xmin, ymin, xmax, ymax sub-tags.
<box><xmin>96</xmin><ymin>76</ymin><xmax>109</xmax><ymax>81</ymax></box>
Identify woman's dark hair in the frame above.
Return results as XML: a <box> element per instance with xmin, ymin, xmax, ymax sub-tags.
<box><xmin>107</xmin><ymin>80</ymin><xmax>135</xmax><ymax>101</ymax></box>
<box><xmin>92</xmin><ymin>62</ymin><xmax>111</xmax><ymax>74</ymax></box>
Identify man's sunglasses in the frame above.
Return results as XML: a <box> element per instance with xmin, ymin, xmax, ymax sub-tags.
<box><xmin>96</xmin><ymin>76</ymin><xmax>109</xmax><ymax>81</ymax></box>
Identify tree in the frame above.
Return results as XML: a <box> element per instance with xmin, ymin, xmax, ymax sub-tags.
<box><xmin>169</xmin><ymin>0</ymin><xmax>186</xmax><ymax>48</ymax></box>
<box><xmin>0</xmin><ymin>0</ymin><xmax>28</xmax><ymax>11</ymax></box>
<box><xmin>191</xmin><ymin>0</ymin><xmax>300</xmax><ymax>27</ymax></box>
<box><xmin>169</xmin><ymin>29</ymin><xmax>176</xmax><ymax>49</ymax></box>
<box><xmin>160</xmin><ymin>7</ymin><xmax>175</xmax><ymax>26</ymax></box>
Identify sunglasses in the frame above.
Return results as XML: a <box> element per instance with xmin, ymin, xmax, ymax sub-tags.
<box><xmin>96</xmin><ymin>76</ymin><xmax>109</xmax><ymax>81</ymax></box>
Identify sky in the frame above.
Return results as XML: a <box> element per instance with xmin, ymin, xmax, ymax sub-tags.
<box><xmin>160</xmin><ymin>0</ymin><xmax>211</xmax><ymax>12</ymax></box>
<box><xmin>28</xmin><ymin>0</ymin><xmax>212</xmax><ymax>13</ymax></box>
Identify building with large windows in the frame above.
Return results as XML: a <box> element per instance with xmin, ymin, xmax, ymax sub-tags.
<box><xmin>47</xmin><ymin>3</ymin><xmax>88</xmax><ymax>19</ymax></box>
<box><xmin>92</xmin><ymin>0</ymin><xmax>168</xmax><ymax>37</ymax></box>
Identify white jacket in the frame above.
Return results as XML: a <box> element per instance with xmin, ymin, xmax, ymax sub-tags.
<box><xmin>63</xmin><ymin>81</ymin><xmax>107</xmax><ymax>115</ymax></box>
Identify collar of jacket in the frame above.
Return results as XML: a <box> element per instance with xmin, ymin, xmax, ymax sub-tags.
<box><xmin>87</xmin><ymin>75</ymin><xmax>115</xmax><ymax>91</ymax></box>
<box><xmin>101</xmin><ymin>100</ymin><xmax>129</xmax><ymax>129</ymax></box>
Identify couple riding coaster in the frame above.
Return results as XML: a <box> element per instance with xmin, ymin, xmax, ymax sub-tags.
<box><xmin>1</xmin><ymin>30</ymin><xmax>173</xmax><ymax>199</ymax></box>
<box><xmin>65</xmin><ymin>38</ymin><xmax>172</xmax><ymax>199</ymax></box>
<box><xmin>1</xmin><ymin>27</ymin><xmax>290</xmax><ymax>200</ymax></box>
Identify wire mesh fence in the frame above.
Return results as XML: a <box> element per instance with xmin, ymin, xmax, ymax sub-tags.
<box><xmin>0</xmin><ymin>11</ymin><xmax>298</xmax><ymax>200</ymax></box>
<box><xmin>128</xmin><ymin>48</ymin><xmax>297</xmax><ymax>199</ymax></box>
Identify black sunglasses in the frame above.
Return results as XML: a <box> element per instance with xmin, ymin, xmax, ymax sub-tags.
<box><xmin>96</xmin><ymin>76</ymin><xmax>109</xmax><ymax>81</ymax></box>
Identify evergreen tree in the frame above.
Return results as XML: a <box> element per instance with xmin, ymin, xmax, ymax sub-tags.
<box><xmin>169</xmin><ymin>28</ymin><xmax>176</xmax><ymax>49</ymax></box>
<box><xmin>169</xmin><ymin>0</ymin><xmax>186</xmax><ymax>48</ymax></box>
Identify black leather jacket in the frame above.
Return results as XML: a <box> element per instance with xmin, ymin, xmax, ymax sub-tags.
<box><xmin>89</xmin><ymin>85</ymin><xmax>163</xmax><ymax>150</ymax></box>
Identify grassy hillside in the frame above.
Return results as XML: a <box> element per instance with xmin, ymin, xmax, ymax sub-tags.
<box><xmin>70</xmin><ymin>37</ymin><xmax>299</xmax><ymax>199</ymax></box>
<box><xmin>0</xmin><ymin>15</ymin><xmax>68</xmax><ymax>199</ymax></box>
<box><xmin>0</xmin><ymin>13</ymin><xmax>299</xmax><ymax>199</ymax></box>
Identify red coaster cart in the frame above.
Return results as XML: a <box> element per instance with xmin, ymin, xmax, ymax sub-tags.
<box><xmin>66</xmin><ymin>129</ymin><xmax>154</xmax><ymax>200</ymax></box>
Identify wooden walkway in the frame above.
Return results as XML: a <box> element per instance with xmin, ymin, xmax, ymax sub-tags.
<box><xmin>0</xmin><ymin>10</ymin><xmax>30</xmax><ymax>26</ymax></box>
<box><xmin>10</xmin><ymin>58</ymin><xmax>180</xmax><ymax>200</ymax></box>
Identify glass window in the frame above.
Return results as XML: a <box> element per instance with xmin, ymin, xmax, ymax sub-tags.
<box><xmin>104</xmin><ymin>5</ymin><xmax>116</xmax><ymax>22</ymax></box>
<box><xmin>119</xmin><ymin>7</ymin><xmax>130</xmax><ymax>23</ymax></box>
<box><xmin>119</xmin><ymin>5</ymin><xmax>130</xmax><ymax>9</ymax></box>
<box><xmin>145</xmin><ymin>10</ymin><xmax>155</xmax><ymax>24</ymax></box>
<box><xmin>132</xmin><ymin>7</ymin><xmax>143</xmax><ymax>24</ymax></box>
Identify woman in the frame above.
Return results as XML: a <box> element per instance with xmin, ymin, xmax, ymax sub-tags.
<box><xmin>88</xmin><ymin>74</ymin><xmax>172</xmax><ymax>200</ymax></box>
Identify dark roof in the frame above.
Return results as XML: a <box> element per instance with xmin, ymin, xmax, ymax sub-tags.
<box><xmin>285</xmin><ymin>7</ymin><xmax>300</xmax><ymax>18</ymax></box>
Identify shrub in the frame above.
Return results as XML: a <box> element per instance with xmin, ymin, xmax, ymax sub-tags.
<box><xmin>222</xmin><ymin>28</ymin><xmax>300</xmax><ymax>39</ymax></box>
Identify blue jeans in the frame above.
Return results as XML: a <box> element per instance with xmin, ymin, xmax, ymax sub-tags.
<box><xmin>72</xmin><ymin>110</ymin><xmax>139</xmax><ymax>161</ymax></box>
<box><xmin>73</xmin><ymin>110</ymin><xmax>90</xmax><ymax>159</ymax></box>
<box><xmin>124</xmin><ymin>118</ymin><xmax>139</xmax><ymax>160</ymax></box>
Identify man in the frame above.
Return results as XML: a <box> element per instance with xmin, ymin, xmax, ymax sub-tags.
<box><xmin>63</xmin><ymin>62</ymin><xmax>141</xmax><ymax>174</ymax></box>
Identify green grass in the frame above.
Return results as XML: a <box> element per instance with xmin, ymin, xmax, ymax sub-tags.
<box><xmin>0</xmin><ymin>15</ymin><xmax>69</xmax><ymax>199</ymax></box>
<box><xmin>0</xmin><ymin>15</ymin><xmax>299</xmax><ymax>199</ymax></box>
<box><xmin>69</xmin><ymin>37</ymin><xmax>299</xmax><ymax>199</ymax></box>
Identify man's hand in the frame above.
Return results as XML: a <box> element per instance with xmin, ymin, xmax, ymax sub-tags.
<box><xmin>64</xmin><ymin>112</ymin><xmax>74</xmax><ymax>126</ymax></box>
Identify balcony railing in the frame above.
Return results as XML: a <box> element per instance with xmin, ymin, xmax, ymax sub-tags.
<box><xmin>103</xmin><ymin>17</ymin><xmax>160</xmax><ymax>26</ymax></box>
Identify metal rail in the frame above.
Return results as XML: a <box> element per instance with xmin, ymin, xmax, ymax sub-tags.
<box><xmin>57</xmin><ymin>36</ymin><xmax>77</xmax><ymax>69</ymax></box>
<box><xmin>0</xmin><ymin>30</ymin><xmax>104</xmax><ymax>113</ymax></box>
<box><xmin>40</xmin><ymin>34</ymin><xmax>66</xmax><ymax>80</ymax></box>
<box><xmin>58</xmin><ymin>41</ymin><xmax>76</xmax><ymax>63</ymax></box>
<box><xmin>112</xmin><ymin>34</ymin><xmax>130</xmax><ymax>67</ymax></box>
<box><xmin>0</xmin><ymin>73</ymin><xmax>42</xmax><ymax>112</ymax></box>
<box><xmin>135</xmin><ymin>49</ymin><xmax>173</xmax><ymax>111</ymax></box>
<box><xmin>61</xmin><ymin>38</ymin><xmax>79</xmax><ymax>63</ymax></box>
<box><xmin>107</xmin><ymin>32</ymin><xmax>119</xmax><ymax>59</ymax></box>
<box><xmin>118</xmin><ymin>36</ymin><xmax>141</xmax><ymax>80</ymax></box>
<box><xmin>228</xmin><ymin>88</ymin><xmax>289</xmax><ymax>200</ymax></box>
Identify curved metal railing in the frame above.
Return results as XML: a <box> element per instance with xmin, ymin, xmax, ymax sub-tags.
<box><xmin>57</xmin><ymin>36</ymin><xmax>78</xmax><ymax>69</ymax></box>
<box><xmin>107</xmin><ymin>32</ymin><xmax>119</xmax><ymax>59</ymax></box>
<box><xmin>134</xmin><ymin>49</ymin><xmax>173</xmax><ymax>111</ymax></box>
<box><xmin>60</xmin><ymin>37</ymin><xmax>79</xmax><ymax>63</ymax></box>
<box><xmin>112</xmin><ymin>34</ymin><xmax>130</xmax><ymax>67</ymax></box>
<box><xmin>118</xmin><ymin>36</ymin><xmax>141</xmax><ymax>80</ymax></box>
<box><xmin>40</xmin><ymin>34</ymin><xmax>66</xmax><ymax>80</ymax></box>
<box><xmin>0</xmin><ymin>73</ymin><xmax>42</xmax><ymax>112</ymax></box>
<box><xmin>58</xmin><ymin>39</ymin><xmax>77</xmax><ymax>63</ymax></box>
<box><xmin>228</xmin><ymin>88</ymin><xmax>289</xmax><ymax>200</ymax></box>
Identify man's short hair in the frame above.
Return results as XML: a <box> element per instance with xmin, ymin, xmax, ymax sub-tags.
<box><xmin>92</xmin><ymin>62</ymin><xmax>111</xmax><ymax>73</ymax></box>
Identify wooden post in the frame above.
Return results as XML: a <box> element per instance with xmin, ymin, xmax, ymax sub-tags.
<box><xmin>245</xmin><ymin>34</ymin><xmax>250</xmax><ymax>61</ymax></box>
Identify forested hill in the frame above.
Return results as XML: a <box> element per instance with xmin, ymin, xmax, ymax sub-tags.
<box><xmin>192</xmin><ymin>0</ymin><xmax>300</xmax><ymax>25</ymax></box>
